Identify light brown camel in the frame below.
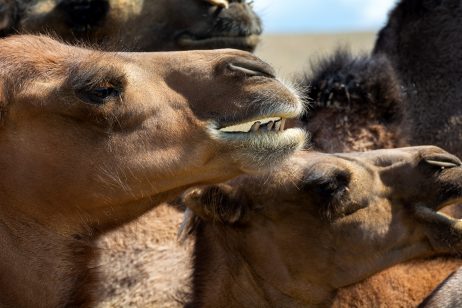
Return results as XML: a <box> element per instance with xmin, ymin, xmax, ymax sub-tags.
<box><xmin>0</xmin><ymin>34</ymin><xmax>306</xmax><ymax>307</ymax></box>
<box><xmin>20</xmin><ymin>0</ymin><xmax>262</xmax><ymax>51</ymax></box>
<box><xmin>183</xmin><ymin>147</ymin><xmax>462</xmax><ymax>307</ymax></box>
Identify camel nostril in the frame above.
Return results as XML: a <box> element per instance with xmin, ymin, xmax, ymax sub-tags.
<box><xmin>227</xmin><ymin>60</ymin><xmax>275</xmax><ymax>78</ymax></box>
<box><xmin>424</xmin><ymin>154</ymin><xmax>462</xmax><ymax>169</ymax></box>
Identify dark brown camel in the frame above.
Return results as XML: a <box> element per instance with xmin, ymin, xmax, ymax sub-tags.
<box><xmin>374</xmin><ymin>0</ymin><xmax>462</xmax><ymax>157</ymax></box>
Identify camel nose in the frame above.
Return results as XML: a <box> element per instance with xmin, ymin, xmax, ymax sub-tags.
<box><xmin>223</xmin><ymin>56</ymin><xmax>276</xmax><ymax>79</ymax></box>
<box><xmin>422</xmin><ymin>152</ymin><xmax>461</xmax><ymax>169</ymax></box>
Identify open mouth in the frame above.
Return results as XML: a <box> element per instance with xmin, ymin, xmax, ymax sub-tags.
<box><xmin>176</xmin><ymin>33</ymin><xmax>260</xmax><ymax>51</ymax></box>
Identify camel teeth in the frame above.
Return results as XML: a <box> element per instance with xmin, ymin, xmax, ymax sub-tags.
<box><xmin>219</xmin><ymin>117</ymin><xmax>282</xmax><ymax>133</ymax></box>
<box><xmin>250</xmin><ymin>121</ymin><xmax>260</xmax><ymax>132</ymax></box>
<box><xmin>280</xmin><ymin>119</ymin><xmax>286</xmax><ymax>130</ymax></box>
<box><xmin>274</xmin><ymin>121</ymin><xmax>281</xmax><ymax>131</ymax></box>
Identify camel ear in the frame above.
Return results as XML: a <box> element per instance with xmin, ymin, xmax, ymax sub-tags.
<box><xmin>304</xmin><ymin>50</ymin><xmax>403</xmax><ymax>124</ymax></box>
<box><xmin>182</xmin><ymin>184</ymin><xmax>251</xmax><ymax>224</ymax></box>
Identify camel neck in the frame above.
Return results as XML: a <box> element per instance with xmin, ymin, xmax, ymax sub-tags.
<box><xmin>188</xmin><ymin>223</ymin><xmax>333</xmax><ymax>308</ymax></box>
<box><xmin>0</xmin><ymin>211</ymin><xmax>98</xmax><ymax>307</ymax></box>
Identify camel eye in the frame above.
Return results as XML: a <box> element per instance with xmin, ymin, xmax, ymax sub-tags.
<box><xmin>78</xmin><ymin>82</ymin><xmax>121</xmax><ymax>105</ymax></box>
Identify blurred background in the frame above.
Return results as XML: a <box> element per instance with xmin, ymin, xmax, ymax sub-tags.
<box><xmin>253</xmin><ymin>0</ymin><xmax>396</xmax><ymax>77</ymax></box>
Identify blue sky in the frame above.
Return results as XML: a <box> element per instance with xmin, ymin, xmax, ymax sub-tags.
<box><xmin>253</xmin><ymin>0</ymin><xmax>397</xmax><ymax>33</ymax></box>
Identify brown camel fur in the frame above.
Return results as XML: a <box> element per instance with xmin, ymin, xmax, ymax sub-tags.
<box><xmin>374</xmin><ymin>0</ymin><xmax>462</xmax><ymax>158</ymax></box>
<box><xmin>183</xmin><ymin>147</ymin><xmax>462</xmax><ymax>307</ymax></box>
<box><xmin>20</xmin><ymin>0</ymin><xmax>262</xmax><ymax>51</ymax></box>
<box><xmin>0</xmin><ymin>34</ymin><xmax>305</xmax><ymax>307</ymax></box>
<box><xmin>295</xmin><ymin>49</ymin><xmax>407</xmax><ymax>152</ymax></box>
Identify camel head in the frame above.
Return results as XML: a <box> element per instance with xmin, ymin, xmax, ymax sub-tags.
<box><xmin>295</xmin><ymin>50</ymin><xmax>406</xmax><ymax>152</ymax></box>
<box><xmin>21</xmin><ymin>0</ymin><xmax>262</xmax><ymax>52</ymax></box>
<box><xmin>183</xmin><ymin>146</ymin><xmax>462</xmax><ymax>306</ymax></box>
<box><xmin>0</xmin><ymin>35</ymin><xmax>305</xmax><ymax>232</ymax></box>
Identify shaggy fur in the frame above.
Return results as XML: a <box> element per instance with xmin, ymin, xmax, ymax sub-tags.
<box><xmin>297</xmin><ymin>49</ymin><xmax>408</xmax><ymax>152</ymax></box>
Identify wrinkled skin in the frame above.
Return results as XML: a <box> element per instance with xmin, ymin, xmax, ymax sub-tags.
<box><xmin>21</xmin><ymin>0</ymin><xmax>262</xmax><ymax>51</ymax></box>
<box><xmin>184</xmin><ymin>147</ymin><xmax>462</xmax><ymax>307</ymax></box>
<box><xmin>374</xmin><ymin>0</ymin><xmax>462</xmax><ymax>157</ymax></box>
<box><xmin>0</xmin><ymin>35</ymin><xmax>304</xmax><ymax>307</ymax></box>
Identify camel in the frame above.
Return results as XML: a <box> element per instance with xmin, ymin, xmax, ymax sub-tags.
<box><xmin>0</xmin><ymin>34</ymin><xmax>306</xmax><ymax>307</ymax></box>
<box><xmin>374</xmin><ymin>0</ymin><xmax>462</xmax><ymax>158</ymax></box>
<box><xmin>20</xmin><ymin>0</ymin><xmax>262</xmax><ymax>51</ymax></box>
<box><xmin>182</xmin><ymin>147</ymin><xmax>462</xmax><ymax>307</ymax></box>
<box><xmin>292</xmin><ymin>47</ymin><xmax>462</xmax><ymax>306</ymax></box>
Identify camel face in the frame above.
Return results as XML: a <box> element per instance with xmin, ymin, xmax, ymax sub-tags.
<box><xmin>0</xmin><ymin>35</ymin><xmax>305</xmax><ymax>229</ymax></box>
<box><xmin>183</xmin><ymin>146</ymin><xmax>462</xmax><ymax>306</ymax></box>
<box><xmin>22</xmin><ymin>0</ymin><xmax>262</xmax><ymax>51</ymax></box>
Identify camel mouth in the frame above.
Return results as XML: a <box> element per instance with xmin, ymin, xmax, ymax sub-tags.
<box><xmin>209</xmin><ymin>113</ymin><xmax>307</xmax><ymax>169</ymax></box>
<box><xmin>176</xmin><ymin>33</ymin><xmax>260</xmax><ymax>51</ymax></box>
<box><xmin>219</xmin><ymin>117</ymin><xmax>285</xmax><ymax>133</ymax></box>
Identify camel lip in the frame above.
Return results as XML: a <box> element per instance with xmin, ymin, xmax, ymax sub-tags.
<box><xmin>176</xmin><ymin>33</ymin><xmax>260</xmax><ymax>51</ymax></box>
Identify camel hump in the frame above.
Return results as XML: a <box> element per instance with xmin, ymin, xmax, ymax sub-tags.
<box><xmin>302</xmin><ymin>48</ymin><xmax>402</xmax><ymax>124</ymax></box>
